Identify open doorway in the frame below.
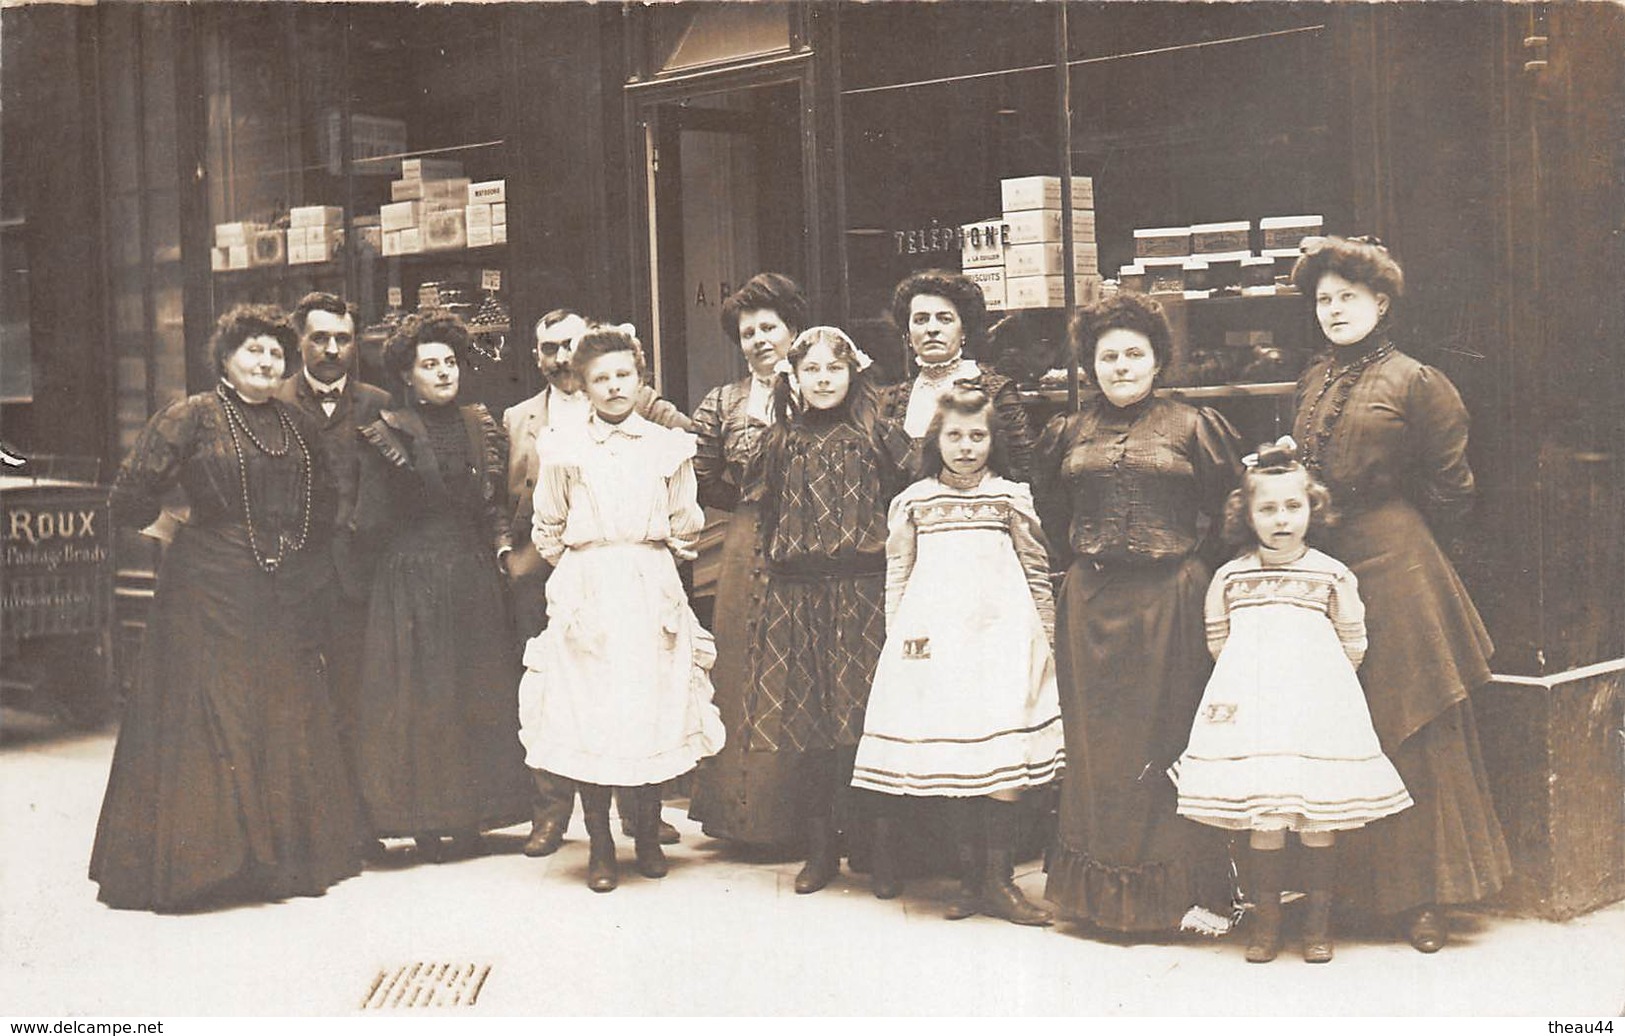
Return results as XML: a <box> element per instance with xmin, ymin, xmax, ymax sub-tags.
<box><xmin>639</xmin><ymin>79</ymin><xmax>806</xmax><ymax>412</ymax></box>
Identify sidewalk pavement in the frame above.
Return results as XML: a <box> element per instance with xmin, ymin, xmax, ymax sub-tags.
<box><xmin>3</xmin><ymin>713</ymin><xmax>1623</xmax><ymax>1017</ymax></box>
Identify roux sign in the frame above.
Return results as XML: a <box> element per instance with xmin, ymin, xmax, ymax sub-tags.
<box><xmin>3</xmin><ymin>492</ymin><xmax>111</xmax><ymax>572</ymax></box>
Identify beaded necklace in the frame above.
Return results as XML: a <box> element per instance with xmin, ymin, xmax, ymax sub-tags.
<box><xmin>1298</xmin><ymin>339</ymin><xmax>1394</xmax><ymax>477</ymax></box>
<box><xmin>215</xmin><ymin>384</ymin><xmax>313</xmax><ymax>573</ymax></box>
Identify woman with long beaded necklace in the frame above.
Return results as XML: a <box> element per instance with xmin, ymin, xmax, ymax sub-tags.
<box><xmin>1289</xmin><ymin>235</ymin><xmax>1508</xmax><ymax>953</ymax></box>
<box><xmin>347</xmin><ymin>313</ymin><xmax>532</xmax><ymax>862</ymax></box>
<box><xmin>91</xmin><ymin>304</ymin><xmax>363</xmax><ymax>912</ymax></box>
<box><xmin>880</xmin><ymin>270</ymin><xmax>1035</xmax><ymax>483</ymax></box>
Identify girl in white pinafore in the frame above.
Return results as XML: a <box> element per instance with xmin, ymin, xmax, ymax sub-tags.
<box><xmin>516</xmin><ymin>326</ymin><xmax>724</xmax><ymax>892</ymax></box>
<box><xmin>1170</xmin><ymin>437</ymin><xmax>1411</xmax><ymax>964</ymax></box>
<box><xmin>851</xmin><ymin>383</ymin><xmax>1064</xmax><ymax>925</ymax></box>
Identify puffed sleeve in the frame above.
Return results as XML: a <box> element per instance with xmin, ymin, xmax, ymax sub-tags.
<box><xmin>1204</xmin><ymin>563</ymin><xmax>1232</xmax><ymax>660</ymax></box>
<box><xmin>1007</xmin><ymin>482</ymin><xmax>1056</xmax><ymax>646</ymax></box>
<box><xmin>883</xmin><ymin>484</ymin><xmax>921</xmax><ymax>630</ymax></box>
<box><xmin>471</xmin><ymin>404</ymin><xmax>513</xmax><ymax>556</ymax></box>
<box><xmin>1329</xmin><ymin>563</ymin><xmax>1368</xmax><ymax>669</ymax></box>
<box><xmin>988</xmin><ymin>373</ymin><xmax>1035</xmax><ymax>484</ymax></box>
<box><xmin>1031</xmin><ymin>411</ymin><xmax>1078</xmax><ymax>568</ymax></box>
<box><xmin>636</xmin><ymin>384</ymin><xmax>696</xmax><ymax>433</ymax></box>
<box><xmin>1406</xmin><ymin>364</ymin><xmax>1476</xmax><ymax>526</ymax></box>
<box><xmin>109</xmin><ymin>396</ymin><xmax>199</xmax><ymax>530</ymax></box>
<box><xmin>663</xmin><ymin>431</ymin><xmax>705</xmax><ymax>562</ymax></box>
<box><xmin>690</xmin><ymin>385</ymin><xmax>735</xmax><ymax>511</ymax></box>
<box><xmin>530</xmin><ymin>433</ymin><xmax>572</xmax><ymax>567</ymax></box>
<box><xmin>1192</xmin><ymin>406</ymin><xmax>1243</xmax><ymax>565</ymax></box>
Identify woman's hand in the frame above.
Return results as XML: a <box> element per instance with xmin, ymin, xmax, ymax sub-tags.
<box><xmin>504</xmin><ymin>544</ymin><xmax>545</xmax><ymax>581</ymax></box>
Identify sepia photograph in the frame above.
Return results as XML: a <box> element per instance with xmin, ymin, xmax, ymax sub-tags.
<box><xmin>2</xmin><ymin>0</ymin><xmax>1622</xmax><ymax>1023</ymax></box>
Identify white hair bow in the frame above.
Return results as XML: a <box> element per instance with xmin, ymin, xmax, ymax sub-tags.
<box><xmin>1241</xmin><ymin>434</ymin><xmax>1299</xmax><ymax>469</ymax></box>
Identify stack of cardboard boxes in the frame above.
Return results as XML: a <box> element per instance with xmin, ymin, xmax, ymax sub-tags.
<box><xmin>959</xmin><ymin>176</ymin><xmax>1101</xmax><ymax>311</ymax></box>
<box><xmin>381</xmin><ymin>159</ymin><xmax>506</xmax><ymax>255</ymax></box>
<box><xmin>211</xmin><ymin>222</ymin><xmax>285</xmax><ymax>271</ymax></box>
<box><xmin>287</xmin><ymin>206</ymin><xmax>344</xmax><ymax>266</ymax></box>
<box><xmin>1122</xmin><ymin>215</ymin><xmax>1323</xmax><ymax>297</ymax></box>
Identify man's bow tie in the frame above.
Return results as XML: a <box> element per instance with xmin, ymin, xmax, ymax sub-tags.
<box><xmin>312</xmin><ymin>386</ymin><xmax>343</xmax><ymax>402</ymax></box>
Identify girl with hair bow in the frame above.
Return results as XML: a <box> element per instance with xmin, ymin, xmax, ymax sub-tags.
<box><xmin>740</xmin><ymin>325</ymin><xmax>912</xmax><ymax>894</ymax></box>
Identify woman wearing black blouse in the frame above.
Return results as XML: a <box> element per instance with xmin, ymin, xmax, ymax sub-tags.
<box><xmin>1035</xmin><ymin>293</ymin><xmax>1243</xmax><ymax>934</ymax></box>
<box><xmin>348</xmin><ymin>313</ymin><xmax>532</xmax><ymax>860</ymax></box>
<box><xmin>91</xmin><ymin>304</ymin><xmax>363</xmax><ymax>911</ymax></box>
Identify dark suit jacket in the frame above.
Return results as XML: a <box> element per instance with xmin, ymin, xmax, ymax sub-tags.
<box><xmin>275</xmin><ymin>374</ymin><xmax>392</xmax><ymax>599</ymax></box>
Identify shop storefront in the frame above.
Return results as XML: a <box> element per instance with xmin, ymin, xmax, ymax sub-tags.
<box><xmin>2</xmin><ymin>1</ymin><xmax>1620</xmax><ymax>918</ymax></box>
<box><xmin>616</xmin><ymin>1</ymin><xmax>1624</xmax><ymax>919</ymax></box>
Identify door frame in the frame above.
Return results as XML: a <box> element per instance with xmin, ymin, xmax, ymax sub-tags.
<box><xmin>624</xmin><ymin>55</ymin><xmax>823</xmax><ymax>410</ymax></box>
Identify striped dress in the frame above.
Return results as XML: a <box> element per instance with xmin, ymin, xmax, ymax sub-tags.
<box><xmin>1170</xmin><ymin>548</ymin><xmax>1412</xmax><ymax>832</ymax></box>
<box><xmin>851</xmin><ymin>475</ymin><xmax>1064</xmax><ymax>797</ymax></box>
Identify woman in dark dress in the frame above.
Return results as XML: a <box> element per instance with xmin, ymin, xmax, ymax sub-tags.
<box><xmin>90</xmin><ymin>304</ymin><xmax>363</xmax><ymax>911</ymax></box>
<box><xmin>1289</xmin><ymin>236</ymin><xmax>1509</xmax><ymax>952</ymax></box>
<box><xmin>1036</xmin><ymin>292</ymin><xmax>1243</xmax><ymax>934</ymax></box>
<box><xmin>687</xmin><ymin>273</ymin><xmax>809</xmax><ymax>846</ymax></box>
<box><xmin>349</xmin><ymin>313</ymin><xmax>532</xmax><ymax>860</ymax></box>
<box><xmin>881</xmin><ymin>270</ymin><xmax>1034</xmax><ymax>482</ymax></box>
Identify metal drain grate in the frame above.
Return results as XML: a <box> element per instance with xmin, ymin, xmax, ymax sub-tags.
<box><xmin>361</xmin><ymin>962</ymin><xmax>491</xmax><ymax>1009</ymax></box>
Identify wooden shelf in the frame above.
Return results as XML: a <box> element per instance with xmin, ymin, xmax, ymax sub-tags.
<box><xmin>1020</xmin><ymin>381</ymin><xmax>1295</xmax><ymax>404</ymax></box>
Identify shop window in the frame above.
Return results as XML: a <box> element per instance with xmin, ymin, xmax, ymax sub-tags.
<box><xmin>840</xmin><ymin>2</ymin><xmax>1344</xmax><ymax>422</ymax></box>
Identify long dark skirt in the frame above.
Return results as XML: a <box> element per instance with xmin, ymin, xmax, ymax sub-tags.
<box><xmin>1044</xmin><ymin>555</ymin><xmax>1231</xmax><ymax>932</ymax></box>
<box><xmin>1335</xmin><ymin>698</ymin><xmax>1511</xmax><ymax>915</ymax></box>
<box><xmin>353</xmin><ymin>519</ymin><xmax>531</xmax><ymax>836</ymax></box>
<box><xmin>1320</xmin><ymin>500</ymin><xmax>1509</xmax><ymax>914</ymax></box>
<box><xmin>90</xmin><ymin>527</ymin><xmax>364</xmax><ymax>911</ymax></box>
<box><xmin>688</xmin><ymin>503</ymin><xmax>802</xmax><ymax>844</ymax></box>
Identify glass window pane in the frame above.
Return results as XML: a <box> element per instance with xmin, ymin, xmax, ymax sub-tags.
<box><xmin>652</xmin><ymin>2</ymin><xmax>790</xmax><ymax>75</ymax></box>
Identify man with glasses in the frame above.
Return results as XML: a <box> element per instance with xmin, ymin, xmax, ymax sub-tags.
<box><xmin>276</xmin><ymin>292</ymin><xmax>392</xmax><ymax>853</ymax></box>
<box><xmin>504</xmin><ymin>308</ymin><xmax>691</xmax><ymax>857</ymax></box>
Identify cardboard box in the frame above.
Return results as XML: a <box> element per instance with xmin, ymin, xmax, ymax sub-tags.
<box><xmin>1001</xmin><ymin>208</ymin><xmax>1096</xmax><ymax>246</ymax></box>
<box><xmin>398</xmin><ymin>228</ymin><xmax>423</xmax><ymax>254</ymax></box>
<box><xmin>214</xmin><ymin>222</ymin><xmax>262</xmax><ymax>248</ymax></box>
<box><xmin>1191</xmin><ymin>220</ymin><xmax>1251</xmax><ymax>255</ymax></box>
<box><xmin>422</xmin><ymin>209</ymin><xmax>467</xmax><ymax>251</ymax></box>
<box><xmin>289</xmin><ymin>205</ymin><xmax>344</xmax><ymax>228</ymax></box>
<box><xmin>390</xmin><ymin>180</ymin><xmax>425</xmax><ymax>202</ymax></box>
<box><xmin>401</xmin><ymin>157</ymin><xmax>464</xmax><ymax>181</ymax></box>
<box><xmin>249</xmin><ymin>229</ymin><xmax>285</xmax><ymax>267</ymax></box>
<box><xmin>380</xmin><ymin>201</ymin><xmax>422</xmax><ymax>232</ymax></box>
<box><xmin>466</xmin><ymin>223</ymin><xmax>495</xmax><ymax>249</ymax></box>
<box><xmin>468</xmin><ymin>180</ymin><xmax>506</xmax><ymax>205</ymax></box>
<box><xmin>382</xmin><ymin>230</ymin><xmax>403</xmax><ymax>257</ymax></box>
<box><xmin>465</xmin><ymin>203</ymin><xmax>493</xmax><ymax>230</ymax></box>
<box><xmin>421</xmin><ymin>177</ymin><xmax>472</xmax><ymax>202</ymax></box>
<box><xmin>1000</xmin><ymin>175</ymin><xmax>1095</xmax><ymax>212</ymax></box>
<box><xmin>1260</xmin><ymin>215</ymin><xmax>1324</xmax><ymax>255</ymax></box>
<box><xmin>1005</xmin><ymin>241</ymin><xmax>1099</xmax><ymax>279</ymax></box>
<box><xmin>227</xmin><ymin>244</ymin><xmax>250</xmax><ymax>270</ymax></box>
<box><xmin>1142</xmin><ymin>256</ymin><xmax>1187</xmax><ymax>294</ymax></box>
<box><xmin>491</xmin><ymin>222</ymin><xmax>507</xmax><ymax>245</ymax></box>
<box><xmin>965</xmin><ymin>266</ymin><xmax>1007</xmax><ymax>310</ymax></box>
<box><xmin>491</xmin><ymin>203</ymin><xmax>507</xmax><ymax>226</ymax></box>
<box><xmin>290</xmin><ymin>228</ymin><xmax>342</xmax><ymax>264</ymax></box>
<box><xmin>1134</xmin><ymin>226</ymin><xmax>1192</xmax><ymax>260</ymax></box>
<box><xmin>1005</xmin><ymin>274</ymin><xmax>1103</xmax><ymax>310</ymax></box>
<box><xmin>210</xmin><ymin>246</ymin><xmax>231</xmax><ymax>272</ymax></box>
<box><xmin>960</xmin><ymin>220</ymin><xmax>1007</xmax><ymax>269</ymax></box>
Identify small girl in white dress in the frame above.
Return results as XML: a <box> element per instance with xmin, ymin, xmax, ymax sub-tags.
<box><xmin>515</xmin><ymin>326</ymin><xmax>724</xmax><ymax>893</ymax></box>
<box><xmin>1170</xmin><ymin>437</ymin><xmax>1411</xmax><ymax>964</ymax></box>
<box><xmin>852</xmin><ymin>383</ymin><xmax>1065</xmax><ymax>925</ymax></box>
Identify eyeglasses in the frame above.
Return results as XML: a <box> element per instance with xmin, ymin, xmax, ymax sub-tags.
<box><xmin>536</xmin><ymin>340</ymin><xmax>573</xmax><ymax>357</ymax></box>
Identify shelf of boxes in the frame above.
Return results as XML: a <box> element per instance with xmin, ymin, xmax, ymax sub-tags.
<box><xmin>381</xmin><ymin>159</ymin><xmax>508</xmax><ymax>257</ymax></box>
<box><xmin>960</xmin><ymin>175</ymin><xmax>1103</xmax><ymax>313</ymax></box>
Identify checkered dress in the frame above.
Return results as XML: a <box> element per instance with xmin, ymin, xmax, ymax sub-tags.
<box><xmin>743</xmin><ymin>415</ymin><xmax>910</xmax><ymax>752</ymax></box>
